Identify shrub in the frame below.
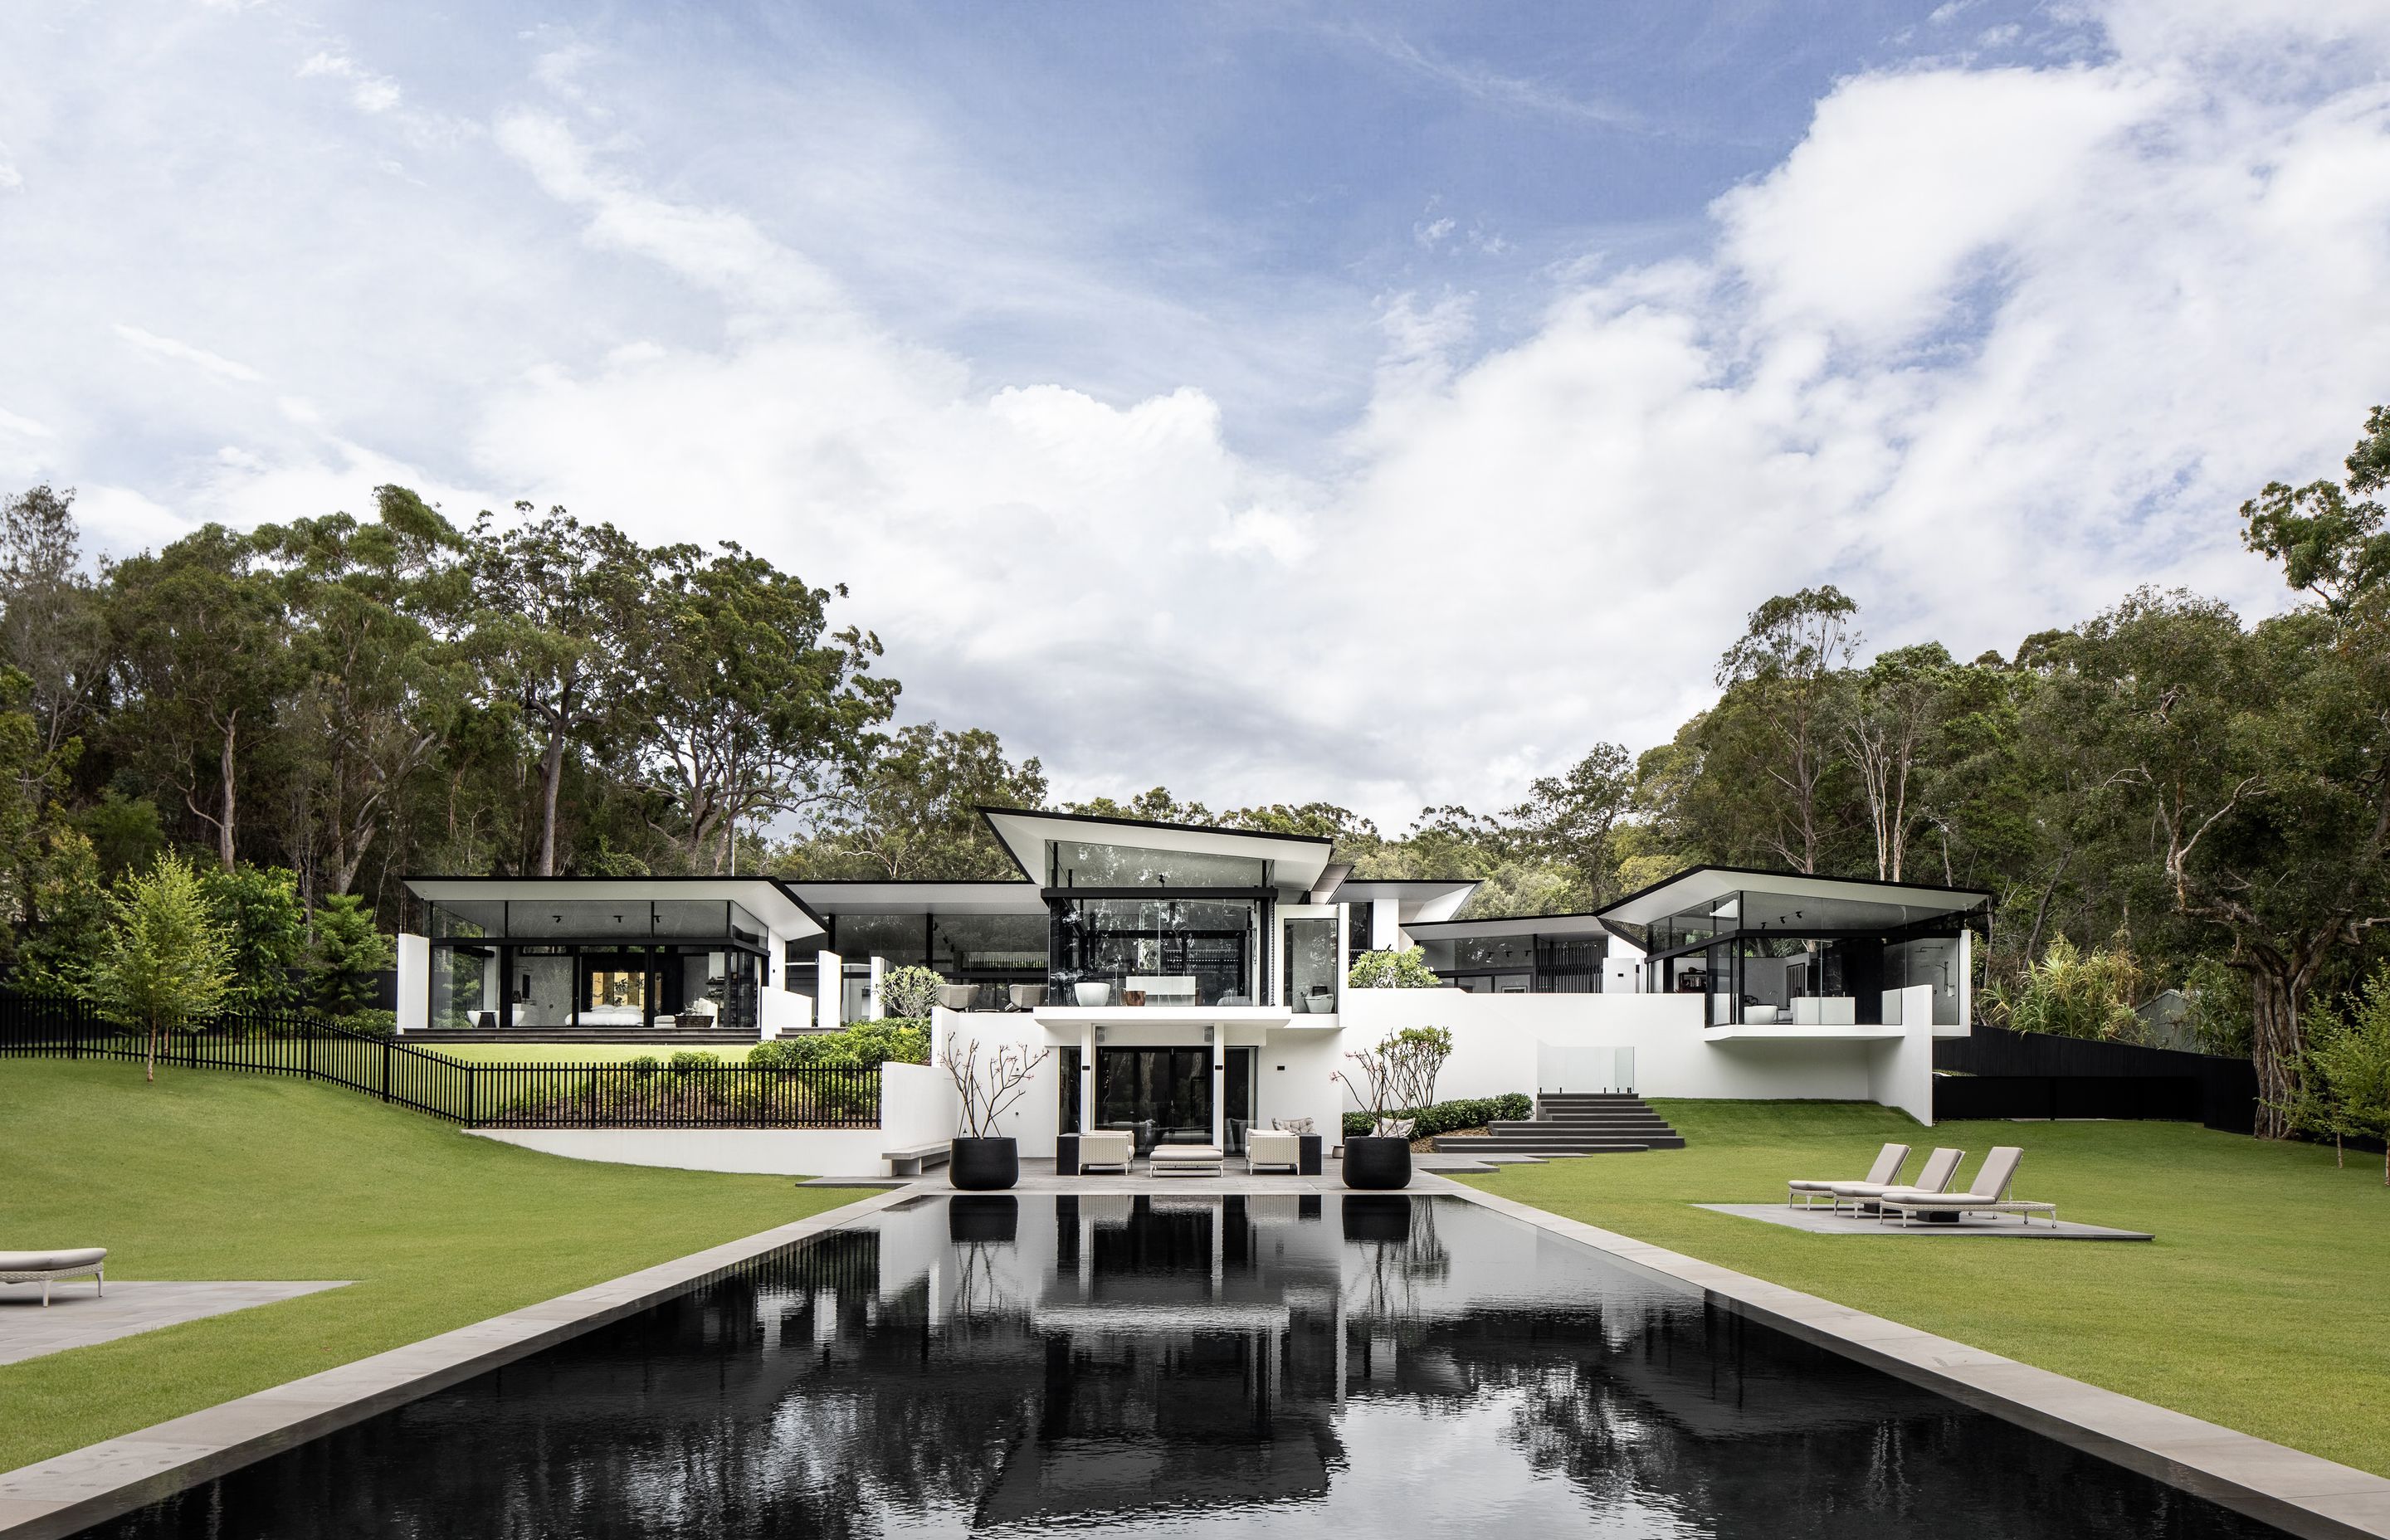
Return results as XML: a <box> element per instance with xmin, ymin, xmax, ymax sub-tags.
<box><xmin>309</xmin><ymin>893</ymin><xmax>393</xmax><ymax>1016</ymax></box>
<box><xmin>1342</xmin><ymin>1093</ymin><xmax>1531</xmax><ymax>1141</ymax></box>
<box><xmin>880</xmin><ymin>965</ymin><xmax>944</xmax><ymax>1019</ymax></box>
<box><xmin>1987</xmin><ymin>934</ymin><xmax>2144</xmax><ymax>1040</ymax></box>
<box><xmin>339</xmin><ymin>1008</ymin><xmax>397</xmax><ymax>1037</ymax></box>
<box><xmin>1346</xmin><ymin>947</ymin><xmax>1443</xmax><ymax>989</ymax></box>
<box><xmin>626</xmin><ymin>1055</ymin><xmax>663</xmax><ymax>1076</ymax></box>
<box><xmin>667</xmin><ymin>1049</ymin><xmax>723</xmax><ymax>1073</ymax></box>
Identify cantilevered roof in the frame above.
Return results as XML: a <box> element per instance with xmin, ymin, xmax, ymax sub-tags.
<box><xmin>1403</xmin><ymin>910</ymin><xmax>1615</xmax><ymax>941</ymax></box>
<box><xmin>781</xmin><ymin>879</ymin><xmax>1046</xmax><ymax>916</ymax></box>
<box><xmin>402</xmin><ymin>875</ymin><xmax>823</xmax><ymax>937</ymax></box>
<box><xmin>978</xmin><ymin>807</ymin><xmax>1336</xmax><ymax>894</ymax></box>
<box><xmin>1320</xmin><ymin>877</ymin><xmax>1480</xmax><ymax>924</ymax></box>
<box><xmin>1595</xmin><ymin>865</ymin><xmax>1990</xmax><ymax>929</ymax></box>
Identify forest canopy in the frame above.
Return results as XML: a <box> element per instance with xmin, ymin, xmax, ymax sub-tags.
<box><xmin>4</xmin><ymin>403</ymin><xmax>2386</xmax><ymax>1130</ymax></box>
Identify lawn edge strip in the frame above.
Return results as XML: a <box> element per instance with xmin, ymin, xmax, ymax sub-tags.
<box><xmin>0</xmin><ymin>1186</ymin><xmax>912</xmax><ymax>1540</ymax></box>
<box><xmin>1437</xmin><ymin>1180</ymin><xmax>2390</xmax><ymax>1540</ymax></box>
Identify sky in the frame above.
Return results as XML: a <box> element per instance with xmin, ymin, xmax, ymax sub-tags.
<box><xmin>2</xmin><ymin>0</ymin><xmax>2388</xmax><ymax>826</ymax></box>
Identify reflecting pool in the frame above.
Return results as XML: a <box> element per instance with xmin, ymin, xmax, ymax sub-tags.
<box><xmin>80</xmin><ymin>1194</ymin><xmax>2289</xmax><ymax>1537</ymax></box>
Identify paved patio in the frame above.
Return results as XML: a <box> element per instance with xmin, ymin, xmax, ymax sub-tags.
<box><xmin>1695</xmin><ymin>1203</ymin><xmax>2153</xmax><ymax>1241</ymax></box>
<box><xmin>0</xmin><ymin>1281</ymin><xmax>352</xmax><ymax>1367</ymax></box>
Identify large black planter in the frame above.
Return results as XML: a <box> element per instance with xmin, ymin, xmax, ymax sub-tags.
<box><xmin>948</xmin><ymin>1195</ymin><xmax>1019</xmax><ymax>1243</ymax></box>
<box><xmin>949</xmin><ymin>1137</ymin><xmax>1019</xmax><ymax>1191</ymax></box>
<box><xmin>1341</xmin><ymin>1194</ymin><xmax>1414</xmax><ymax>1243</ymax></box>
<box><xmin>1341</xmin><ymin>1135</ymin><xmax>1412</xmax><ymax>1190</ymax></box>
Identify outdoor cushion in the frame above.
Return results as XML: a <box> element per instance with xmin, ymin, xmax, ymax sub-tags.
<box><xmin>1077</xmin><ymin>1131</ymin><xmax>1134</xmax><ymax>1171</ymax></box>
<box><xmin>0</xmin><ymin>1249</ymin><xmax>106</xmax><ymax>1272</ymax></box>
<box><xmin>1789</xmin><ymin>1143</ymin><xmax>1909</xmax><ymax>1201</ymax></box>
<box><xmin>1832</xmin><ymin>1147</ymin><xmax>1963</xmax><ymax>1201</ymax></box>
<box><xmin>1272</xmin><ymin>1118</ymin><xmax>1316</xmax><ymax>1134</ymax></box>
<box><xmin>1150</xmin><ymin>1145</ymin><xmax>1223</xmax><ymax>1162</ymax></box>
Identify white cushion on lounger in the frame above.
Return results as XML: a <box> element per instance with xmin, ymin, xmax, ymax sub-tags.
<box><xmin>0</xmin><ymin>1249</ymin><xmax>107</xmax><ymax>1272</ymax></box>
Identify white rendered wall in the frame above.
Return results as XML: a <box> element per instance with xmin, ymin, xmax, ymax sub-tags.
<box><xmin>469</xmin><ymin>1125</ymin><xmax>890</xmax><ymax>1176</ymax></box>
<box><xmin>395</xmin><ymin>933</ymin><xmax>429</xmax><ymax>1034</ymax></box>
<box><xmin>1339</xmin><ymin>989</ymin><xmax>1887</xmax><ymax>1105</ymax></box>
<box><xmin>929</xmin><ymin>1007</ymin><xmax>1061</xmax><ymax>1152</ymax></box>
<box><xmin>1867</xmin><ymin>983</ymin><xmax>1939</xmax><ymax>1125</ymax></box>
<box><xmin>756</xmin><ymin>987</ymin><xmax>812</xmax><ymax>1040</ymax></box>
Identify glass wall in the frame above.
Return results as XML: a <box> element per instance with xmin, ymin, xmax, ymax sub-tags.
<box><xmin>1282</xmin><ymin>916</ymin><xmax>1339</xmax><ymax>1014</ymax></box>
<box><xmin>1417</xmin><ymin>933</ymin><xmax>1607</xmax><ymax>993</ymax></box>
<box><xmin>931</xmin><ymin>914</ymin><xmax>1049</xmax><ymax>985</ymax></box>
<box><xmin>1094</xmin><ymin>1047</ymin><xmax>1214</xmax><ymax>1147</ymax></box>
<box><xmin>1049</xmin><ymin>896</ymin><xmax>1260</xmax><ymax>1006</ymax></box>
<box><xmin>1047</xmin><ymin>840</ymin><xmax>1268</xmax><ymax>889</ymax></box>
<box><xmin>429</xmin><ymin>945</ymin><xmax>495</xmax><ymax>1030</ymax></box>
<box><xmin>426</xmin><ymin>938</ymin><xmax>765</xmax><ymax>1031</ymax></box>
<box><xmin>1888</xmin><ymin>935</ymin><xmax>1963</xmax><ymax>1026</ymax></box>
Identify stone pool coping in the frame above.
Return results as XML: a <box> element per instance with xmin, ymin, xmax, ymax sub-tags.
<box><xmin>0</xmin><ymin>1187</ymin><xmax>915</xmax><ymax>1540</ymax></box>
<box><xmin>1439</xmin><ymin>1181</ymin><xmax>2390</xmax><ymax>1540</ymax></box>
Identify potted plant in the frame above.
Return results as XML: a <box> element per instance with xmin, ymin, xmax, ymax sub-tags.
<box><xmin>1334</xmin><ymin>1034</ymin><xmax>1418</xmax><ymax>1190</ymax></box>
<box><xmin>944</xmin><ymin>1032</ymin><xmax>1052</xmax><ymax>1190</ymax></box>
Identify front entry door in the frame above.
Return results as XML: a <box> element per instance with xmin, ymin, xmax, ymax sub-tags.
<box><xmin>1094</xmin><ymin>1047</ymin><xmax>1213</xmax><ymax>1150</ymax></box>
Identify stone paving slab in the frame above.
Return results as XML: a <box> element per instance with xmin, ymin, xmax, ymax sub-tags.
<box><xmin>0</xmin><ymin>1187</ymin><xmax>910</xmax><ymax>1540</ymax></box>
<box><xmin>1695</xmin><ymin>1201</ymin><xmax>2154</xmax><ymax>1240</ymax></box>
<box><xmin>0</xmin><ymin>1283</ymin><xmax>351</xmax><ymax>1367</ymax></box>
<box><xmin>1440</xmin><ymin>1182</ymin><xmax>2390</xmax><ymax>1540</ymax></box>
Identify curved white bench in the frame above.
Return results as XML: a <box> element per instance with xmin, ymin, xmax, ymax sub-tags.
<box><xmin>0</xmin><ymin>1248</ymin><xmax>107</xmax><ymax>1306</ymax></box>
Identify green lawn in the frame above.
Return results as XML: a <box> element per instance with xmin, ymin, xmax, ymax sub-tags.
<box><xmin>0</xmin><ymin>1059</ymin><xmax>866</xmax><ymax>1475</ymax></box>
<box><xmin>406</xmin><ymin>1040</ymin><xmax>762</xmax><ymax>1065</ymax></box>
<box><xmin>1460</xmin><ymin>1102</ymin><xmax>2390</xmax><ymax>1476</ymax></box>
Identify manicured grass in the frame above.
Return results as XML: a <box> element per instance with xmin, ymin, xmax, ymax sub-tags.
<box><xmin>407</xmin><ymin>1040</ymin><xmax>762</xmax><ymax>1065</ymax></box>
<box><xmin>1459</xmin><ymin>1102</ymin><xmax>2390</xmax><ymax>1475</ymax></box>
<box><xmin>0</xmin><ymin>1059</ymin><xmax>867</xmax><ymax>1475</ymax></box>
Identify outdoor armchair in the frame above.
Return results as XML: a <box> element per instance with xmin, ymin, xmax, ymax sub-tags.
<box><xmin>1078</xmin><ymin>1130</ymin><xmax>1134</xmax><ymax>1173</ymax></box>
<box><xmin>1246</xmin><ymin>1128</ymin><xmax>1301</xmax><ymax>1175</ymax></box>
<box><xmin>1788</xmin><ymin>1143</ymin><xmax>1909</xmax><ymax>1208</ymax></box>
<box><xmin>1831</xmin><ymin>1147</ymin><xmax>1963</xmax><ymax>1214</ymax></box>
<box><xmin>1879</xmin><ymin>1146</ymin><xmax>2058</xmax><ymax>1226</ymax></box>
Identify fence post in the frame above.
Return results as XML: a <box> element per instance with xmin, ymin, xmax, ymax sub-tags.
<box><xmin>382</xmin><ymin>1038</ymin><xmax>392</xmax><ymax>1104</ymax></box>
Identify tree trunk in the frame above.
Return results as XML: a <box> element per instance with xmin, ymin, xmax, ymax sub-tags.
<box><xmin>2248</xmin><ymin>966</ymin><xmax>2303</xmax><ymax>1139</ymax></box>
<box><xmin>145</xmin><ymin>1016</ymin><xmax>157</xmax><ymax>1084</ymax></box>
<box><xmin>217</xmin><ymin>710</ymin><xmax>239</xmax><ymax>871</ymax></box>
<box><xmin>537</xmin><ymin>721</ymin><xmax>566</xmax><ymax>877</ymax></box>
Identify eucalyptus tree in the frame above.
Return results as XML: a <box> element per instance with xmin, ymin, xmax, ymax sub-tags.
<box><xmin>1712</xmin><ymin>586</ymin><xmax>1862</xmax><ymax>874</ymax></box>
<box><xmin>1502</xmin><ymin>742</ymin><xmax>1635</xmax><ymax>906</ymax></box>
<box><xmin>252</xmin><ymin>486</ymin><xmax>471</xmax><ymax>895</ymax></box>
<box><xmin>1840</xmin><ymin>643</ymin><xmax>1952</xmax><ymax>882</ymax></box>
<box><xmin>627</xmin><ymin>542</ymin><xmax>897</xmax><ymax>873</ymax></box>
<box><xmin>0</xmin><ymin>485</ymin><xmax>110</xmax><ymax>775</ymax></box>
<box><xmin>471</xmin><ymin>506</ymin><xmax>646</xmax><ymax>875</ymax></box>
<box><xmin>785</xmin><ymin>723</ymin><xmax>1047</xmax><ymax>880</ymax></box>
<box><xmin>107</xmin><ymin>524</ymin><xmax>290</xmax><ymax>870</ymax></box>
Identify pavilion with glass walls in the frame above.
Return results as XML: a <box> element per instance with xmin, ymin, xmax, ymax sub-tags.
<box><xmin>405</xmin><ymin>876</ymin><xmax>820</xmax><ymax>1035</ymax></box>
<box><xmin>1595</xmin><ymin>867</ymin><xmax>1988</xmax><ymax>1031</ymax></box>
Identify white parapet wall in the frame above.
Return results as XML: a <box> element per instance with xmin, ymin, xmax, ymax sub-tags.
<box><xmin>469</xmin><ymin>1052</ymin><xmax>973</xmax><ymax>1178</ymax></box>
<box><xmin>1339</xmin><ymin>987</ymin><xmax>1938</xmax><ymax>1118</ymax></box>
<box><xmin>394</xmin><ymin>933</ymin><xmax>429</xmax><ymax>1034</ymax></box>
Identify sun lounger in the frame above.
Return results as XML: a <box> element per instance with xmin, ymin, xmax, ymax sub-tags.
<box><xmin>1879</xmin><ymin>1147</ymin><xmax>2057</xmax><ymax>1226</ymax></box>
<box><xmin>0</xmin><ymin>1247</ymin><xmax>107</xmax><ymax>1306</ymax></box>
<box><xmin>1788</xmin><ymin>1142</ymin><xmax>1909</xmax><ymax>1208</ymax></box>
<box><xmin>1077</xmin><ymin>1130</ymin><xmax>1134</xmax><ymax>1173</ymax></box>
<box><xmin>1831</xmin><ymin>1147</ymin><xmax>1962</xmax><ymax>1214</ymax></box>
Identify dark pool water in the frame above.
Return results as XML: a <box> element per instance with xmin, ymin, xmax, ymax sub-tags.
<box><xmin>82</xmin><ymin>1194</ymin><xmax>2287</xmax><ymax>1538</ymax></box>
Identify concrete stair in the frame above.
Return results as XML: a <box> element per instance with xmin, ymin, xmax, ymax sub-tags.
<box><xmin>1432</xmin><ymin>1092</ymin><xmax>1685</xmax><ymax>1160</ymax></box>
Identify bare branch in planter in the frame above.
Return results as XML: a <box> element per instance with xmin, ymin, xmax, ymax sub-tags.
<box><xmin>944</xmin><ymin>1032</ymin><xmax>1053</xmax><ymax>1138</ymax></box>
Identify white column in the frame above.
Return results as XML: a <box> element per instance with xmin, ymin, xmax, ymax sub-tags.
<box><xmin>1370</xmin><ymin>899</ymin><xmax>1399</xmax><ymax>952</ymax></box>
<box><xmin>816</xmin><ymin>950</ymin><xmax>844</xmax><ymax>1027</ymax></box>
<box><xmin>395</xmin><ymin>933</ymin><xmax>428</xmax><ymax>1034</ymax></box>
<box><xmin>1211</xmin><ymin>1030</ymin><xmax>1226</xmax><ymax>1148</ymax></box>
<box><xmin>1080</xmin><ymin>1023</ymin><xmax>1096</xmax><ymax>1133</ymax></box>
<box><xmin>866</xmin><ymin>955</ymin><xmax>886</xmax><ymax>1020</ymax></box>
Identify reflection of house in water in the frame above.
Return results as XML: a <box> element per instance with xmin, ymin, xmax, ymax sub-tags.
<box><xmin>99</xmin><ymin>1196</ymin><xmax>2293</xmax><ymax>1540</ymax></box>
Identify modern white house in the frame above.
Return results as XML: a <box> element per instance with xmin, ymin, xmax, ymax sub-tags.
<box><xmin>397</xmin><ymin>807</ymin><xmax>1988</xmax><ymax>1173</ymax></box>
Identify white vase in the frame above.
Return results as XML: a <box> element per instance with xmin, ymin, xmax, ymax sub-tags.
<box><xmin>1075</xmin><ymin>982</ymin><xmax>1111</xmax><ymax>1007</ymax></box>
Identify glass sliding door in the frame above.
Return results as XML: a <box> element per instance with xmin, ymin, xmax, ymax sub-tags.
<box><xmin>1094</xmin><ymin>1047</ymin><xmax>1214</xmax><ymax>1148</ymax></box>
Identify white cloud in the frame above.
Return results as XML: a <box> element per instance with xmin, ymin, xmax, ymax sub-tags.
<box><xmin>0</xmin><ymin>406</ymin><xmax>55</xmax><ymax>440</ymax></box>
<box><xmin>297</xmin><ymin>50</ymin><xmax>402</xmax><ymax>115</ymax></box>
<box><xmin>111</xmin><ymin>324</ymin><xmax>266</xmax><ymax>384</ymax></box>
<box><xmin>8</xmin><ymin>0</ymin><xmax>2390</xmax><ymax>821</ymax></box>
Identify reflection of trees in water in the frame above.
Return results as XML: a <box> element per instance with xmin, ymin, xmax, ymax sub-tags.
<box><xmin>88</xmin><ymin>1199</ymin><xmax>2296</xmax><ymax>1540</ymax></box>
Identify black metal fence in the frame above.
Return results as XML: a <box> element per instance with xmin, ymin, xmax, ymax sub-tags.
<box><xmin>1934</xmin><ymin>1025</ymin><xmax>2257</xmax><ymax>1133</ymax></box>
<box><xmin>0</xmin><ymin>990</ymin><xmax>880</xmax><ymax>1129</ymax></box>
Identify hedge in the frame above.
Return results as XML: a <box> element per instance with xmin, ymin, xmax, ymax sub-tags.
<box><xmin>1342</xmin><ymin>1092</ymin><xmax>1530</xmax><ymax>1139</ymax></box>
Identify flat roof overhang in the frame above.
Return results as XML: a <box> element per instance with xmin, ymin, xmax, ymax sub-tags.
<box><xmin>781</xmin><ymin>880</ymin><xmax>1046</xmax><ymax>916</ymax></box>
<box><xmin>1323</xmin><ymin>878</ymin><xmax>1479</xmax><ymax>923</ymax></box>
<box><xmin>1028</xmin><ymin>1005</ymin><xmax>1308</xmax><ymax>1030</ymax></box>
<box><xmin>402</xmin><ymin>875</ymin><xmax>822</xmax><ymax>939</ymax></box>
<box><xmin>1596</xmin><ymin>865</ymin><xmax>1992</xmax><ymax>928</ymax></box>
<box><xmin>1403</xmin><ymin>911</ymin><xmax>1616</xmax><ymax>942</ymax></box>
<box><xmin>978</xmin><ymin>806</ymin><xmax>1334</xmax><ymax>897</ymax></box>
